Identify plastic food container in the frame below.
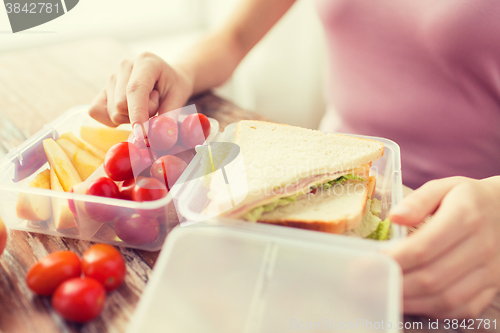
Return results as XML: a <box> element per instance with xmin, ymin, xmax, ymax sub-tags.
<box><xmin>0</xmin><ymin>105</ymin><xmax>219</xmax><ymax>251</ymax></box>
<box><xmin>174</xmin><ymin>121</ymin><xmax>406</xmax><ymax>245</ymax></box>
<box><xmin>127</xmin><ymin>123</ymin><xmax>405</xmax><ymax>332</ymax></box>
<box><xmin>128</xmin><ymin>220</ymin><xmax>402</xmax><ymax>333</ymax></box>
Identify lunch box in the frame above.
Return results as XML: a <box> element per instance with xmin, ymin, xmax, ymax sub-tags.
<box><xmin>0</xmin><ymin>105</ymin><xmax>219</xmax><ymax>251</ymax></box>
<box><xmin>174</xmin><ymin>121</ymin><xmax>406</xmax><ymax>247</ymax></box>
<box><xmin>127</xmin><ymin>123</ymin><xmax>406</xmax><ymax>332</ymax></box>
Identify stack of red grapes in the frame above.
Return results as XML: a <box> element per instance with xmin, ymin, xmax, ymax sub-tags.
<box><xmin>70</xmin><ymin>113</ymin><xmax>211</xmax><ymax>246</ymax></box>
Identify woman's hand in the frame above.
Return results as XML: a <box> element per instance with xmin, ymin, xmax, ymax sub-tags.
<box><xmin>89</xmin><ymin>52</ymin><xmax>193</xmax><ymax>139</ymax></box>
<box><xmin>386</xmin><ymin>176</ymin><xmax>500</xmax><ymax>319</ymax></box>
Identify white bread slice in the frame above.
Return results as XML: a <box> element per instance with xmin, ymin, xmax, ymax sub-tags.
<box><xmin>206</xmin><ymin>120</ymin><xmax>384</xmax><ymax>218</ymax></box>
<box><xmin>258</xmin><ymin>178</ymin><xmax>370</xmax><ymax>234</ymax></box>
<box><xmin>235</xmin><ymin>121</ymin><xmax>384</xmax><ymax>184</ymax></box>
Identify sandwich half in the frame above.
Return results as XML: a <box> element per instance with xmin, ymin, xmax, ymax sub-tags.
<box><xmin>257</xmin><ymin>171</ymin><xmax>373</xmax><ymax>234</ymax></box>
<box><xmin>205</xmin><ymin>120</ymin><xmax>384</xmax><ymax>233</ymax></box>
<box><xmin>257</xmin><ymin>174</ymin><xmax>390</xmax><ymax>238</ymax></box>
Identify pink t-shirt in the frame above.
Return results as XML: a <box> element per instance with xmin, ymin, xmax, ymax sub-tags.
<box><xmin>315</xmin><ymin>0</ymin><xmax>500</xmax><ymax>189</ymax></box>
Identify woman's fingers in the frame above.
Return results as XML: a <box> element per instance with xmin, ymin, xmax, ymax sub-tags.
<box><xmin>157</xmin><ymin>86</ymin><xmax>187</xmax><ymax>116</ymax></box>
<box><xmin>389</xmin><ymin>177</ymin><xmax>468</xmax><ymax>226</ymax></box>
<box><xmin>387</xmin><ymin>177</ymin><xmax>500</xmax><ymax>318</ymax></box>
<box><xmin>157</xmin><ymin>68</ymin><xmax>192</xmax><ymax>115</ymax></box>
<box><xmin>403</xmin><ymin>232</ymin><xmax>490</xmax><ymax>297</ymax></box>
<box><xmin>90</xmin><ymin>53</ymin><xmax>195</xmax><ymax>135</ymax></box>
<box><xmin>114</xmin><ymin>59</ymin><xmax>134</xmax><ymax>116</ymax></box>
<box><xmin>89</xmin><ymin>89</ymin><xmax>116</xmax><ymax>127</ymax></box>
<box><xmin>106</xmin><ymin>74</ymin><xmax>129</xmax><ymax>126</ymax></box>
<box><xmin>442</xmin><ymin>287</ymin><xmax>498</xmax><ymax>320</ymax></box>
<box><xmin>149</xmin><ymin>89</ymin><xmax>160</xmax><ymax>114</ymax></box>
<box><xmin>127</xmin><ymin>53</ymin><xmax>163</xmax><ymax>129</ymax></box>
<box><xmin>386</xmin><ymin>188</ymin><xmax>471</xmax><ymax>272</ymax></box>
<box><xmin>404</xmin><ymin>259</ymin><xmax>499</xmax><ymax>318</ymax></box>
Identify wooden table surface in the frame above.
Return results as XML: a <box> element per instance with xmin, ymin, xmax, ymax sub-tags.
<box><xmin>0</xmin><ymin>38</ymin><xmax>498</xmax><ymax>333</ymax></box>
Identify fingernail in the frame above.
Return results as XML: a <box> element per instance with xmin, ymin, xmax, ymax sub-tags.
<box><xmin>133</xmin><ymin>123</ymin><xmax>144</xmax><ymax>142</ymax></box>
<box><xmin>388</xmin><ymin>204</ymin><xmax>412</xmax><ymax>217</ymax></box>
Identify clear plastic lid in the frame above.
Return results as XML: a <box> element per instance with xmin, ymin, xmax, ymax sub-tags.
<box><xmin>128</xmin><ymin>220</ymin><xmax>402</xmax><ymax>333</ymax></box>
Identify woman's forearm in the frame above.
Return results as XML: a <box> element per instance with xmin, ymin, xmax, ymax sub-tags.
<box><xmin>175</xmin><ymin>0</ymin><xmax>296</xmax><ymax>96</ymax></box>
<box><xmin>175</xmin><ymin>30</ymin><xmax>246</xmax><ymax>95</ymax></box>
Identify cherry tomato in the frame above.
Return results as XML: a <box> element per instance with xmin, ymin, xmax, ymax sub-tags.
<box><xmin>132</xmin><ymin>177</ymin><xmax>168</xmax><ymax>217</ymax></box>
<box><xmin>179</xmin><ymin>113</ymin><xmax>210</xmax><ymax>149</ymax></box>
<box><xmin>131</xmin><ymin>137</ymin><xmax>148</xmax><ymax>150</ymax></box>
<box><xmin>119</xmin><ymin>177</ymin><xmax>136</xmax><ymax>201</ymax></box>
<box><xmin>150</xmin><ymin>155</ymin><xmax>188</xmax><ymax>190</ymax></box>
<box><xmin>132</xmin><ymin>177</ymin><xmax>168</xmax><ymax>202</ymax></box>
<box><xmin>148</xmin><ymin>115</ymin><xmax>178</xmax><ymax>151</ymax></box>
<box><xmin>136</xmin><ymin>148</ymin><xmax>157</xmax><ymax>176</ymax></box>
<box><xmin>141</xmin><ymin>149</ymin><xmax>157</xmax><ymax>167</ymax></box>
<box><xmin>82</xmin><ymin>244</ymin><xmax>125</xmax><ymax>292</ymax></box>
<box><xmin>104</xmin><ymin>142</ymin><xmax>142</xmax><ymax>181</ymax></box>
<box><xmin>85</xmin><ymin>177</ymin><xmax>121</xmax><ymax>223</ymax></box>
<box><xmin>166</xmin><ymin>145</ymin><xmax>195</xmax><ymax>164</ymax></box>
<box><xmin>115</xmin><ymin>215</ymin><xmax>160</xmax><ymax>245</ymax></box>
<box><xmin>52</xmin><ymin>277</ymin><xmax>106</xmax><ymax>323</ymax></box>
<box><xmin>26</xmin><ymin>251</ymin><xmax>81</xmax><ymax>296</ymax></box>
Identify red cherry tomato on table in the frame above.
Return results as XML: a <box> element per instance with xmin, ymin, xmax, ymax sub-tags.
<box><xmin>132</xmin><ymin>177</ymin><xmax>168</xmax><ymax>202</ymax></box>
<box><xmin>104</xmin><ymin>142</ymin><xmax>142</xmax><ymax>181</ymax></box>
<box><xmin>115</xmin><ymin>215</ymin><xmax>160</xmax><ymax>245</ymax></box>
<box><xmin>82</xmin><ymin>244</ymin><xmax>126</xmax><ymax>292</ymax></box>
<box><xmin>26</xmin><ymin>251</ymin><xmax>81</xmax><ymax>296</ymax></box>
<box><xmin>179</xmin><ymin>113</ymin><xmax>210</xmax><ymax>149</ymax></box>
<box><xmin>148</xmin><ymin>115</ymin><xmax>178</xmax><ymax>151</ymax></box>
<box><xmin>85</xmin><ymin>177</ymin><xmax>121</xmax><ymax>223</ymax></box>
<box><xmin>52</xmin><ymin>277</ymin><xmax>106</xmax><ymax>323</ymax></box>
<box><xmin>150</xmin><ymin>155</ymin><xmax>188</xmax><ymax>190</ymax></box>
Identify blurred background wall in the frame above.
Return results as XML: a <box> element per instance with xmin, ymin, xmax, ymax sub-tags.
<box><xmin>0</xmin><ymin>0</ymin><xmax>328</xmax><ymax>129</ymax></box>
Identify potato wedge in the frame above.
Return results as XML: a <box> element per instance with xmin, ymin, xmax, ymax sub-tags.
<box><xmin>80</xmin><ymin>126</ymin><xmax>132</xmax><ymax>153</ymax></box>
<box><xmin>56</xmin><ymin>138</ymin><xmax>102</xmax><ymax>180</ymax></box>
<box><xmin>59</xmin><ymin>132</ymin><xmax>105</xmax><ymax>160</ymax></box>
<box><xmin>16</xmin><ymin>169</ymin><xmax>51</xmax><ymax>221</ymax></box>
<box><xmin>50</xmin><ymin>168</ymin><xmax>77</xmax><ymax>230</ymax></box>
<box><xmin>43</xmin><ymin>138</ymin><xmax>82</xmax><ymax>191</ymax></box>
